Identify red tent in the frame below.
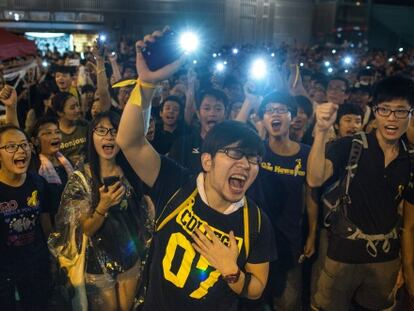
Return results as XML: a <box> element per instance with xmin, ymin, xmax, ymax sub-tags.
<box><xmin>0</xmin><ymin>28</ymin><xmax>37</xmax><ymax>60</ymax></box>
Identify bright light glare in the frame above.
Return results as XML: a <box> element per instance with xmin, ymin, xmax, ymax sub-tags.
<box><xmin>366</xmin><ymin>65</ymin><xmax>371</xmax><ymax>69</ymax></box>
<box><xmin>250</xmin><ymin>58</ymin><xmax>267</xmax><ymax>80</ymax></box>
<box><xmin>80</xmin><ymin>52</ymin><xmax>85</xmax><ymax>60</ymax></box>
<box><xmin>332</xmin><ymin>49</ymin><xmax>337</xmax><ymax>54</ymax></box>
<box><xmin>344</xmin><ymin>69</ymin><xmax>349</xmax><ymax>73</ymax></box>
<box><xmin>42</xmin><ymin>61</ymin><xmax>48</xmax><ymax>67</ymax></box>
<box><xmin>179</xmin><ymin>32</ymin><xmax>199</xmax><ymax>53</ymax></box>
<box><xmin>327</xmin><ymin>67</ymin><xmax>333</xmax><ymax>73</ymax></box>
<box><xmin>193</xmin><ymin>60</ymin><xmax>197</xmax><ymax>64</ymax></box>
<box><xmin>232</xmin><ymin>48</ymin><xmax>239</xmax><ymax>54</ymax></box>
<box><xmin>344</xmin><ymin>56</ymin><xmax>352</xmax><ymax>65</ymax></box>
<box><xmin>324</xmin><ymin>61</ymin><xmax>330</xmax><ymax>67</ymax></box>
<box><xmin>300</xmin><ymin>62</ymin><xmax>304</xmax><ymax>67</ymax></box>
<box><xmin>224</xmin><ymin>61</ymin><xmax>227</xmax><ymax>65</ymax></box>
<box><xmin>216</xmin><ymin>62</ymin><xmax>225</xmax><ymax>72</ymax></box>
<box><xmin>26</xmin><ymin>32</ymin><xmax>66</xmax><ymax>38</ymax></box>
<box><xmin>388</xmin><ymin>57</ymin><xmax>394</xmax><ymax>63</ymax></box>
<box><xmin>99</xmin><ymin>34</ymin><xmax>106</xmax><ymax>42</ymax></box>
<box><xmin>271</xmin><ymin>53</ymin><xmax>275</xmax><ymax>57</ymax></box>
<box><xmin>398</xmin><ymin>47</ymin><xmax>404</xmax><ymax>52</ymax></box>
<box><xmin>212</xmin><ymin>53</ymin><xmax>217</xmax><ymax>58</ymax></box>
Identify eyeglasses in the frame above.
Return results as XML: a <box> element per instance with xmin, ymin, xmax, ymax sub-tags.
<box><xmin>373</xmin><ymin>106</ymin><xmax>413</xmax><ymax>119</ymax></box>
<box><xmin>217</xmin><ymin>147</ymin><xmax>262</xmax><ymax>165</ymax></box>
<box><xmin>264</xmin><ymin>106</ymin><xmax>290</xmax><ymax>115</ymax></box>
<box><xmin>93</xmin><ymin>127</ymin><xmax>117</xmax><ymax>137</ymax></box>
<box><xmin>0</xmin><ymin>142</ymin><xmax>31</xmax><ymax>153</ymax></box>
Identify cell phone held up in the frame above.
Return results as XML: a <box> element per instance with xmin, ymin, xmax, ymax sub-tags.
<box><xmin>141</xmin><ymin>30</ymin><xmax>182</xmax><ymax>71</ymax></box>
<box><xmin>102</xmin><ymin>176</ymin><xmax>120</xmax><ymax>191</ymax></box>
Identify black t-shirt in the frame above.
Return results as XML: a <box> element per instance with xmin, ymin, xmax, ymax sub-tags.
<box><xmin>326</xmin><ymin>132</ymin><xmax>414</xmax><ymax>263</ymax></box>
<box><xmin>152</xmin><ymin>121</ymin><xmax>187</xmax><ymax>155</ymax></box>
<box><xmin>144</xmin><ymin>157</ymin><xmax>277</xmax><ymax>311</ymax></box>
<box><xmin>168</xmin><ymin>131</ymin><xmax>203</xmax><ymax>175</ymax></box>
<box><xmin>248</xmin><ymin>142</ymin><xmax>310</xmax><ymax>265</ymax></box>
<box><xmin>0</xmin><ymin>173</ymin><xmax>51</xmax><ymax>263</ymax></box>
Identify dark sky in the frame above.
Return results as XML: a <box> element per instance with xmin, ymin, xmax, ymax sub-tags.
<box><xmin>374</xmin><ymin>0</ymin><xmax>414</xmax><ymax>6</ymax></box>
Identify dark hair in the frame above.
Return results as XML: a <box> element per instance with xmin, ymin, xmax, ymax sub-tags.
<box><xmin>294</xmin><ymin>95</ymin><xmax>313</xmax><ymax>118</ymax></box>
<box><xmin>196</xmin><ymin>88</ymin><xmax>229</xmax><ymax>110</ymax></box>
<box><xmin>87</xmin><ymin>111</ymin><xmax>143</xmax><ymax>209</ymax></box>
<box><xmin>372</xmin><ymin>75</ymin><xmax>414</xmax><ymax>108</ymax></box>
<box><xmin>202</xmin><ymin>120</ymin><xmax>264</xmax><ymax>159</ymax></box>
<box><xmin>0</xmin><ymin>124</ymin><xmax>28</xmax><ymax>143</ymax></box>
<box><xmin>335</xmin><ymin>103</ymin><xmax>364</xmax><ymax>124</ymax></box>
<box><xmin>357</xmin><ymin>68</ymin><xmax>374</xmax><ymax>79</ymax></box>
<box><xmin>51</xmin><ymin>91</ymin><xmax>75</xmax><ymax>115</ymax></box>
<box><xmin>258</xmin><ymin>91</ymin><xmax>297</xmax><ymax>118</ymax></box>
<box><xmin>328</xmin><ymin>76</ymin><xmax>350</xmax><ymax>92</ymax></box>
<box><xmin>31</xmin><ymin>116</ymin><xmax>59</xmax><ymax>139</ymax></box>
<box><xmin>161</xmin><ymin>95</ymin><xmax>184</xmax><ymax>111</ymax></box>
<box><xmin>32</xmin><ymin>81</ymin><xmax>57</xmax><ymax>119</ymax></box>
<box><xmin>81</xmin><ymin>84</ymin><xmax>95</xmax><ymax>94</ymax></box>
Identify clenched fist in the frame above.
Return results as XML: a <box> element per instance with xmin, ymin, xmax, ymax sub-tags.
<box><xmin>315</xmin><ymin>102</ymin><xmax>338</xmax><ymax>132</ymax></box>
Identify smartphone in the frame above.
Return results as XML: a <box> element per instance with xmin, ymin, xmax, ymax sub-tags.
<box><xmin>141</xmin><ymin>30</ymin><xmax>182</xmax><ymax>71</ymax></box>
<box><xmin>103</xmin><ymin>176</ymin><xmax>120</xmax><ymax>189</ymax></box>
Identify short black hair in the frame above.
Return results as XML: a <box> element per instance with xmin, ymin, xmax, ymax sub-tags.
<box><xmin>51</xmin><ymin>91</ymin><xmax>75</xmax><ymax>114</ymax></box>
<box><xmin>372</xmin><ymin>75</ymin><xmax>414</xmax><ymax>108</ymax></box>
<box><xmin>161</xmin><ymin>95</ymin><xmax>184</xmax><ymax>110</ymax></box>
<box><xmin>0</xmin><ymin>124</ymin><xmax>29</xmax><ymax>143</ymax></box>
<box><xmin>335</xmin><ymin>103</ymin><xmax>364</xmax><ymax>125</ymax></box>
<box><xmin>258</xmin><ymin>91</ymin><xmax>297</xmax><ymax>119</ymax></box>
<box><xmin>202</xmin><ymin>120</ymin><xmax>264</xmax><ymax>159</ymax></box>
<box><xmin>81</xmin><ymin>84</ymin><xmax>95</xmax><ymax>94</ymax></box>
<box><xmin>31</xmin><ymin>116</ymin><xmax>59</xmax><ymax>138</ymax></box>
<box><xmin>196</xmin><ymin>88</ymin><xmax>229</xmax><ymax>110</ymax></box>
<box><xmin>294</xmin><ymin>95</ymin><xmax>313</xmax><ymax>118</ymax></box>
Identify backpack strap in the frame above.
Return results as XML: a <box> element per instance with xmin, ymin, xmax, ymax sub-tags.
<box><xmin>155</xmin><ymin>177</ymin><xmax>198</xmax><ymax>232</ymax></box>
<box><xmin>244</xmin><ymin>198</ymin><xmax>261</xmax><ymax>259</ymax></box>
<box><xmin>343</xmin><ymin>131</ymin><xmax>368</xmax><ymax>197</ymax></box>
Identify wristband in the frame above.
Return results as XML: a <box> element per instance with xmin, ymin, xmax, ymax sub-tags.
<box><xmin>128</xmin><ymin>80</ymin><xmax>156</xmax><ymax>107</ymax></box>
<box><xmin>223</xmin><ymin>268</ymin><xmax>241</xmax><ymax>284</ymax></box>
<box><xmin>95</xmin><ymin>209</ymin><xmax>108</xmax><ymax>218</ymax></box>
<box><xmin>137</xmin><ymin>79</ymin><xmax>156</xmax><ymax>89</ymax></box>
<box><xmin>240</xmin><ymin>272</ymin><xmax>252</xmax><ymax>297</ymax></box>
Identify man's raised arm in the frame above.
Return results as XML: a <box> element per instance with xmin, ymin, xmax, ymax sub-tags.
<box><xmin>116</xmin><ymin>30</ymin><xmax>184</xmax><ymax>187</ymax></box>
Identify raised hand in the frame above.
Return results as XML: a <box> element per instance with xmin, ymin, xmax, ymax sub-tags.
<box><xmin>192</xmin><ymin>225</ymin><xmax>239</xmax><ymax>276</ymax></box>
<box><xmin>135</xmin><ymin>29</ymin><xmax>185</xmax><ymax>84</ymax></box>
<box><xmin>0</xmin><ymin>85</ymin><xmax>17</xmax><ymax>107</ymax></box>
<box><xmin>315</xmin><ymin>102</ymin><xmax>338</xmax><ymax>132</ymax></box>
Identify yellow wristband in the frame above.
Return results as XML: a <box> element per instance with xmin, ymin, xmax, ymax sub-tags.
<box><xmin>137</xmin><ymin>79</ymin><xmax>156</xmax><ymax>89</ymax></box>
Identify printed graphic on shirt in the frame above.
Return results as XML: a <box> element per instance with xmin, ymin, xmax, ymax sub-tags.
<box><xmin>160</xmin><ymin>203</ymin><xmax>243</xmax><ymax>299</ymax></box>
<box><xmin>261</xmin><ymin>157</ymin><xmax>306</xmax><ymax>177</ymax></box>
<box><xmin>1</xmin><ymin>193</ymin><xmax>41</xmax><ymax>247</ymax></box>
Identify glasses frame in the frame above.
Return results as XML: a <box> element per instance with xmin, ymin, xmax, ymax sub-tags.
<box><xmin>0</xmin><ymin>142</ymin><xmax>31</xmax><ymax>153</ymax></box>
<box><xmin>93</xmin><ymin>126</ymin><xmax>118</xmax><ymax>137</ymax></box>
<box><xmin>264</xmin><ymin>106</ymin><xmax>290</xmax><ymax>115</ymax></box>
<box><xmin>373</xmin><ymin>106</ymin><xmax>413</xmax><ymax>119</ymax></box>
<box><xmin>217</xmin><ymin>147</ymin><xmax>262</xmax><ymax>165</ymax></box>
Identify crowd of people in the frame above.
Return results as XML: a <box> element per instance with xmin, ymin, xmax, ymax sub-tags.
<box><xmin>0</xmin><ymin>28</ymin><xmax>414</xmax><ymax>311</ymax></box>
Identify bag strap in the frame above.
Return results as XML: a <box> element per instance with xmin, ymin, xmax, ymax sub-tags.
<box><xmin>245</xmin><ymin>198</ymin><xmax>261</xmax><ymax>259</ymax></box>
<box><xmin>343</xmin><ymin>131</ymin><xmax>367</xmax><ymax>197</ymax></box>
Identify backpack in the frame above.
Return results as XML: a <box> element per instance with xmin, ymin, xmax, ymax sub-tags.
<box><xmin>321</xmin><ymin>132</ymin><xmax>414</xmax><ymax>257</ymax></box>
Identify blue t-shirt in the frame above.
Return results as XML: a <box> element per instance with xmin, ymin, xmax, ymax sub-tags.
<box><xmin>248</xmin><ymin>142</ymin><xmax>310</xmax><ymax>264</ymax></box>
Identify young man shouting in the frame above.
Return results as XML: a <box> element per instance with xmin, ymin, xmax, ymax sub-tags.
<box><xmin>117</xmin><ymin>30</ymin><xmax>277</xmax><ymax>311</ymax></box>
<box><xmin>307</xmin><ymin>75</ymin><xmax>414</xmax><ymax>311</ymax></box>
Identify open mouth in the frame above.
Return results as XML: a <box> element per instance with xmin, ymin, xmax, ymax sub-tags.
<box><xmin>102</xmin><ymin>144</ymin><xmax>115</xmax><ymax>154</ymax></box>
<box><xmin>51</xmin><ymin>140</ymin><xmax>61</xmax><ymax>147</ymax></box>
<box><xmin>14</xmin><ymin>157</ymin><xmax>28</xmax><ymax>168</ymax></box>
<box><xmin>385</xmin><ymin>125</ymin><xmax>398</xmax><ymax>135</ymax></box>
<box><xmin>228</xmin><ymin>174</ymin><xmax>247</xmax><ymax>192</ymax></box>
<box><xmin>271</xmin><ymin>120</ymin><xmax>282</xmax><ymax>130</ymax></box>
